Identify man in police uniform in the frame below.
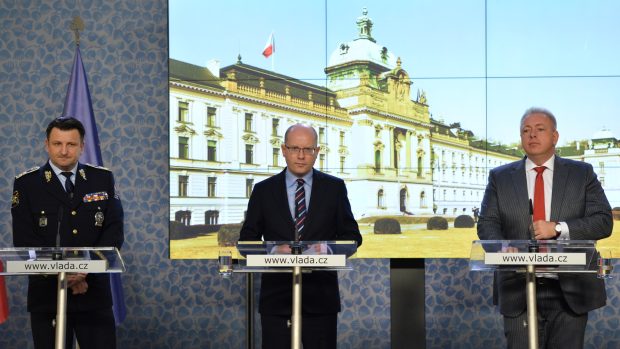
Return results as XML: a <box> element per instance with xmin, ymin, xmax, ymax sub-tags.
<box><xmin>11</xmin><ymin>117</ymin><xmax>124</xmax><ymax>349</ymax></box>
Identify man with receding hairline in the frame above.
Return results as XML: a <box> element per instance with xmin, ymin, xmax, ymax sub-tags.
<box><xmin>477</xmin><ymin>107</ymin><xmax>612</xmax><ymax>348</ymax></box>
<box><xmin>239</xmin><ymin>123</ymin><xmax>362</xmax><ymax>349</ymax></box>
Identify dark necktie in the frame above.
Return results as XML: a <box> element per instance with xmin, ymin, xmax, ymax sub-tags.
<box><xmin>61</xmin><ymin>171</ymin><xmax>74</xmax><ymax>199</ymax></box>
<box><xmin>294</xmin><ymin>179</ymin><xmax>306</xmax><ymax>239</ymax></box>
<box><xmin>533</xmin><ymin>166</ymin><xmax>546</xmax><ymax>221</ymax></box>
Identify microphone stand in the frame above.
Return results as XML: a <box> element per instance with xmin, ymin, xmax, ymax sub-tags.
<box><xmin>53</xmin><ymin>206</ymin><xmax>68</xmax><ymax>349</ymax></box>
<box><xmin>290</xmin><ymin>227</ymin><xmax>302</xmax><ymax>349</ymax></box>
<box><xmin>526</xmin><ymin>199</ymin><xmax>539</xmax><ymax>349</ymax></box>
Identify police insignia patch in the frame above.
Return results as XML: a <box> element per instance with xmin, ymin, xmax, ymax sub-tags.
<box><xmin>11</xmin><ymin>190</ymin><xmax>19</xmax><ymax>208</ymax></box>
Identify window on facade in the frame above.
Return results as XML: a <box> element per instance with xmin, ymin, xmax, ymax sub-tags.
<box><xmin>377</xmin><ymin>189</ymin><xmax>384</xmax><ymax>208</ymax></box>
<box><xmin>340</xmin><ymin>156</ymin><xmax>345</xmax><ymax>173</ymax></box>
<box><xmin>319</xmin><ymin>154</ymin><xmax>325</xmax><ymax>170</ymax></box>
<box><xmin>207</xmin><ymin>140</ymin><xmax>217</xmax><ymax>162</ymax></box>
<box><xmin>175</xmin><ymin>210</ymin><xmax>191</xmax><ymax>225</ymax></box>
<box><xmin>178</xmin><ymin>175</ymin><xmax>188</xmax><ymax>197</ymax></box>
<box><xmin>272</xmin><ymin>148</ymin><xmax>279</xmax><ymax>167</ymax></box>
<box><xmin>246</xmin><ymin>178</ymin><xmax>254</xmax><ymax>198</ymax></box>
<box><xmin>207</xmin><ymin>107</ymin><xmax>216</xmax><ymax>127</ymax></box>
<box><xmin>245</xmin><ymin>144</ymin><xmax>254</xmax><ymax>164</ymax></box>
<box><xmin>207</xmin><ymin>177</ymin><xmax>216</xmax><ymax>197</ymax></box>
<box><xmin>178</xmin><ymin>137</ymin><xmax>189</xmax><ymax>159</ymax></box>
<box><xmin>178</xmin><ymin>101</ymin><xmax>189</xmax><ymax>122</ymax></box>
<box><xmin>272</xmin><ymin>118</ymin><xmax>279</xmax><ymax>136</ymax></box>
<box><xmin>245</xmin><ymin>113</ymin><xmax>253</xmax><ymax>132</ymax></box>
<box><xmin>374</xmin><ymin>150</ymin><xmax>382</xmax><ymax>173</ymax></box>
<box><xmin>205</xmin><ymin>210</ymin><xmax>219</xmax><ymax>225</ymax></box>
<box><xmin>319</xmin><ymin>127</ymin><xmax>326</xmax><ymax>144</ymax></box>
<box><xmin>339</xmin><ymin>131</ymin><xmax>345</xmax><ymax>146</ymax></box>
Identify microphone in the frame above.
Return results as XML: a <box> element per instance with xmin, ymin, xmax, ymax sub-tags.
<box><xmin>52</xmin><ymin>206</ymin><xmax>64</xmax><ymax>260</ymax></box>
<box><xmin>528</xmin><ymin>199</ymin><xmax>539</xmax><ymax>252</ymax></box>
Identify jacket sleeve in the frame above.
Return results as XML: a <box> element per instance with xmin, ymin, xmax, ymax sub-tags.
<box><xmin>477</xmin><ymin>170</ymin><xmax>506</xmax><ymax>241</ymax></box>
<box><xmin>92</xmin><ymin>172</ymin><xmax>124</xmax><ymax>249</ymax></box>
<box><xmin>11</xmin><ymin>178</ymin><xmax>40</xmax><ymax>247</ymax></box>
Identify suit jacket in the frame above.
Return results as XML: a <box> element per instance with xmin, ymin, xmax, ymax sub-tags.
<box><xmin>239</xmin><ymin>168</ymin><xmax>362</xmax><ymax>315</ymax></box>
<box><xmin>11</xmin><ymin>162</ymin><xmax>124</xmax><ymax>313</ymax></box>
<box><xmin>477</xmin><ymin>156</ymin><xmax>612</xmax><ymax>316</ymax></box>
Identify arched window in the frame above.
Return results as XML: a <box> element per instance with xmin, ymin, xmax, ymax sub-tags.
<box><xmin>374</xmin><ymin>150</ymin><xmax>382</xmax><ymax>173</ymax></box>
<box><xmin>377</xmin><ymin>189</ymin><xmax>385</xmax><ymax>208</ymax></box>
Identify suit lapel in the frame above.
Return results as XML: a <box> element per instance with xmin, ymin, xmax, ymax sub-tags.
<box><xmin>72</xmin><ymin>164</ymin><xmax>87</xmax><ymax>209</ymax></box>
<box><xmin>40</xmin><ymin>163</ymin><xmax>71</xmax><ymax>207</ymax></box>
<box><xmin>304</xmin><ymin>169</ymin><xmax>321</xmax><ymax>235</ymax></box>
<box><xmin>550</xmin><ymin>157</ymin><xmax>568</xmax><ymax>221</ymax></box>
<box><xmin>273</xmin><ymin>171</ymin><xmax>295</xmax><ymax>229</ymax></box>
<box><xmin>510</xmin><ymin>159</ymin><xmax>532</xmax><ymax>238</ymax></box>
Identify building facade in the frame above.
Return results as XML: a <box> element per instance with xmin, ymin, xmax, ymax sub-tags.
<box><xmin>169</xmin><ymin>9</ymin><xmax>618</xmax><ymax>226</ymax></box>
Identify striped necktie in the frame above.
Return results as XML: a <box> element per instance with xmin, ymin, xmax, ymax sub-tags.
<box><xmin>294</xmin><ymin>178</ymin><xmax>306</xmax><ymax>239</ymax></box>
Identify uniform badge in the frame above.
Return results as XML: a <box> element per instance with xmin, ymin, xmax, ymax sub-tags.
<box><xmin>45</xmin><ymin>171</ymin><xmax>52</xmax><ymax>183</ymax></box>
<box><xmin>11</xmin><ymin>190</ymin><xmax>19</xmax><ymax>208</ymax></box>
<box><xmin>83</xmin><ymin>191</ymin><xmax>109</xmax><ymax>202</ymax></box>
<box><xmin>79</xmin><ymin>169</ymin><xmax>86</xmax><ymax>181</ymax></box>
<box><xmin>95</xmin><ymin>210</ymin><xmax>104</xmax><ymax>227</ymax></box>
<box><xmin>39</xmin><ymin>211</ymin><xmax>47</xmax><ymax>227</ymax></box>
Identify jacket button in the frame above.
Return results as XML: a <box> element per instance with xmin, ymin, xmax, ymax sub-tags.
<box><xmin>72</xmin><ymin>229</ymin><xmax>78</xmax><ymax>235</ymax></box>
<box><xmin>71</xmin><ymin>211</ymin><xmax>77</xmax><ymax>216</ymax></box>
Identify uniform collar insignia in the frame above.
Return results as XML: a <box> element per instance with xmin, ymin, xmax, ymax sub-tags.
<box><xmin>45</xmin><ymin>171</ymin><xmax>52</xmax><ymax>183</ymax></box>
<box><xmin>79</xmin><ymin>168</ymin><xmax>87</xmax><ymax>181</ymax></box>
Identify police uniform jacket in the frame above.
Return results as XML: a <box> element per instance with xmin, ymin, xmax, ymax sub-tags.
<box><xmin>11</xmin><ymin>161</ymin><xmax>124</xmax><ymax>313</ymax></box>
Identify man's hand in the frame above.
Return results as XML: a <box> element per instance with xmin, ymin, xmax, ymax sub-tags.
<box><xmin>532</xmin><ymin>220</ymin><xmax>557</xmax><ymax>240</ymax></box>
<box><xmin>272</xmin><ymin>244</ymin><xmax>292</xmax><ymax>254</ymax></box>
<box><xmin>67</xmin><ymin>273</ymin><xmax>88</xmax><ymax>295</ymax></box>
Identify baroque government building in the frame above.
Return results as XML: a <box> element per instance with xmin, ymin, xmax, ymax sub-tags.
<box><xmin>169</xmin><ymin>9</ymin><xmax>619</xmax><ymax>226</ymax></box>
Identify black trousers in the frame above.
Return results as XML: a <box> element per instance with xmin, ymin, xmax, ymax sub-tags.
<box><xmin>261</xmin><ymin>313</ymin><xmax>337</xmax><ymax>349</ymax></box>
<box><xmin>30</xmin><ymin>308</ymin><xmax>116</xmax><ymax>349</ymax></box>
<box><xmin>503</xmin><ymin>278</ymin><xmax>587</xmax><ymax>349</ymax></box>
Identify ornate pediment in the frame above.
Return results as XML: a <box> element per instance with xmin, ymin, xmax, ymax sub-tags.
<box><xmin>338</xmin><ymin>146</ymin><xmax>349</xmax><ymax>155</ymax></box>
<box><xmin>270</xmin><ymin>138</ymin><xmax>283</xmax><ymax>146</ymax></box>
<box><xmin>242</xmin><ymin>133</ymin><xmax>260</xmax><ymax>144</ymax></box>
<box><xmin>174</xmin><ymin>124</ymin><xmax>196</xmax><ymax>136</ymax></box>
<box><xmin>373</xmin><ymin>140</ymin><xmax>384</xmax><ymax>150</ymax></box>
<box><xmin>204</xmin><ymin>128</ymin><xmax>223</xmax><ymax>138</ymax></box>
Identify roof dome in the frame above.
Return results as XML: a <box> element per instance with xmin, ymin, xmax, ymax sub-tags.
<box><xmin>592</xmin><ymin>127</ymin><xmax>616</xmax><ymax>140</ymax></box>
<box><xmin>327</xmin><ymin>8</ymin><xmax>397</xmax><ymax>70</ymax></box>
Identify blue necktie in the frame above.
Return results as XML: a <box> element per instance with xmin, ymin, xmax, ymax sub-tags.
<box><xmin>61</xmin><ymin>172</ymin><xmax>74</xmax><ymax>199</ymax></box>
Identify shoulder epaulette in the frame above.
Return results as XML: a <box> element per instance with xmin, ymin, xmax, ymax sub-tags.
<box><xmin>84</xmin><ymin>163</ymin><xmax>111</xmax><ymax>171</ymax></box>
<box><xmin>15</xmin><ymin>167</ymin><xmax>39</xmax><ymax>179</ymax></box>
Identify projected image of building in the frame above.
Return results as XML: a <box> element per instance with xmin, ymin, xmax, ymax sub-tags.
<box><xmin>169</xmin><ymin>8</ymin><xmax>620</xmax><ymax>228</ymax></box>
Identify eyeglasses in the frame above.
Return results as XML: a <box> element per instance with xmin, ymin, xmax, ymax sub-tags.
<box><xmin>284</xmin><ymin>145</ymin><xmax>318</xmax><ymax>155</ymax></box>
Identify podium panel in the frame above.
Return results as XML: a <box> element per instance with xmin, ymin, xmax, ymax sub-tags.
<box><xmin>220</xmin><ymin>240</ymin><xmax>358</xmax><ymax>349</ymax></box>
<box><xmin>0</xmin><ymin>247</ymin><xmax>125</xmax><ymax>349</ymax></box>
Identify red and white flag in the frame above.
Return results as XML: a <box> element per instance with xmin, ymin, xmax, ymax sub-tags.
<box><xmin>262</xmin><ymin>32</ymin><xmax>275</xmax><ymax>58</ymax></box>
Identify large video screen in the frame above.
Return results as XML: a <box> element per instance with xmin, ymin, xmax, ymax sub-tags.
<box><xmin>169</xmin><ymin>0</ymin><xmax>620</xmax><ymax>259</ymax></box>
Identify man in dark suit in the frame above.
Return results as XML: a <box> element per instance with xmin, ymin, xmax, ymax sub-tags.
<box><xmin>11</xmin><ymin>117</ymin><xmax>124</xmax><ymax>349</ymax></box>
<box><xmin>239</xmin><ymin>123</ymin><xmax>362</xmax><ymax>349</ymax></box>
<box><xmin>477</xmin><ymin>107</ymin><xmax>612</xmax><ymax>349</ymax></box>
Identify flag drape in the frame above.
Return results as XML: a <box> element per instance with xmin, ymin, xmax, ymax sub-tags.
<box><xmin>262</xmin><ymin>32</ymin><xmax>275</xmax><ymax>58</ymax></box>
<box><xmin>62</xmin><ymin>46</ymin><xmax>127</xmax><ymax>325</ymax></box>
<box><xmin>0</xmin><ymin>262</ymin><xmax>9</xmax><ymax>324</ymax></box>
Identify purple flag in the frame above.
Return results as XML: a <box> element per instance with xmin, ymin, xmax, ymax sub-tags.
<box><xmin>62</xmin><ymin>46</ymin><xmax>127</xmax><ymax>325</ymax></box>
